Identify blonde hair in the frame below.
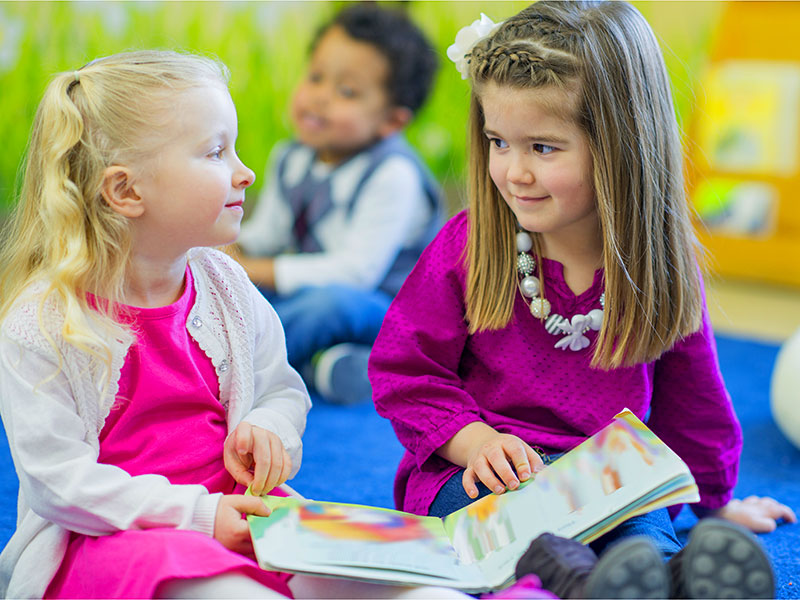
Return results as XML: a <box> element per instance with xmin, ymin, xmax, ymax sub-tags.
<box><xmin>464</xmin><ymin>0</ymin><xmax>702</xmax><ymax>369</ymax></box>
<box><xmin>0</xmin><ymin>50</ymin><xmax>229</xmax><ymax>380</ymax></box>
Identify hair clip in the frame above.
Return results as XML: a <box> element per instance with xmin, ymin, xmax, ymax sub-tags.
<box><xmin>446</xmin><ymin>13</ymin><xmax>504</xmax><ymax>80</ymax></box>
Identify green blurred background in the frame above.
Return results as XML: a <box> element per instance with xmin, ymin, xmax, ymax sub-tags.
<box><xmin>0</xmin><ymin>0</ymin><xmax>723</xmax><ymax>216</ymax></box>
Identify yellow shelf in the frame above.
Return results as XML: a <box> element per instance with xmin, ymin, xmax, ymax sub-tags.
<box><xmin>698</xmin><ymin>230</ymin><xmax>800</xmax><ymax>287</ymax></box>
<box><xmin>686</xmin><ymin>1</ymin><xmax>800</xmax><ymax>289</ymax></box>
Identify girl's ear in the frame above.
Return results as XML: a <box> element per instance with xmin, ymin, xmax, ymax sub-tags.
<box><xmin>101</xmin><ymin>166</ymin><xmax>144</xmax><ymax>218</ymax></box>
<box><xmin>378</xmin><ymin>106</ymin><xmax>413</xmax><ymax>139</ymax></box>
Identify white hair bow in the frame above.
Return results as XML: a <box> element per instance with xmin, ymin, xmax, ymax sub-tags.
<box><xmin>446</xmin><ymin>13</ymin><xmax>504</xmax><ymax>80</ymax></box>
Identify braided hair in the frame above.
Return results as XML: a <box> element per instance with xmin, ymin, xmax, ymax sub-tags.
<box><xmin>464</xmin><ymin>1</ymin><xmax>703</xmax><ymax>369</ymax></box>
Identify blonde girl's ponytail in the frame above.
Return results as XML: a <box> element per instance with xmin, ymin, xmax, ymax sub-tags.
<box><xmin>0</xmin><ymin>50</ymin><xmax>229</xmax><ymax>385</ymax></box>
<box><xmin>0</xmin><ymin>67</ymin><xmax>129</xmax><ymax>378</ymax></box>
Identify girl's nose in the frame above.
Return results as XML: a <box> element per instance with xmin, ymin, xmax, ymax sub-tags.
<box><xmin>235</xmin><ymin>161</ymin><xmax>256</xmax><ymax>189</ymax></box>
<box><xmin>508</xmin><ymin>155</ymin><xmax>534</xmax><ymax>186</ymax></box>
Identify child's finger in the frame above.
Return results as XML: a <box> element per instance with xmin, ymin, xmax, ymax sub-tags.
<box><xmin>462</xmin><ymin>467</ymin><xmax>480</xmax><ymax>499</ymax></box>
<box><xmin>481</xmin><ymin>443</ymin><xmax>521</xmax><ymax>491</ymax></box>
<box><xmin>764</xmin><ymin>497</ymin><xmax>795</xmax><ymax>522</ymax></box>
<box><xmin>263</xmin><ymin>434</ymin><xmax>285</xmax><ymax>493</ymax></box>
<box><xmin>223</xmin><ymin>440</ymin><xmax>255</xmax><ymax>487</ymax></box>
<box><xmin>277</xmin><ymin>449</ymin><xmax>293</xmax><ymax>488</ymax></box>
<box><xmin>526</xmin><ymin>445</ymin><xmax>546</xmax><ymax>473</ymax></box>
<box><xmin>231</xmin><ymin>468</ymin><xmax>254</xmax><ymax>489</ymax></box>
<box><xmin>488</xmin><ymin>453</ymin><xmax>520</xmax><ymax>491</ymax></box>
<box><xmin>506</xmin><ymin>443</ymin><xmax>531</xmax><ymax>483</ymax></box>
<box><xmin>228</xmin><ymin>494</ymin><xmax>271</xmax><ymax>517</ymax></box>
<box><xmin>236</xmin><ymin>422</ymin><xmax>254</xmax><ymax>460</ymax></box>
<box><xmin>744</xmin><ymin>496</ymin><xmax>797</xmax><ymax>523</ymax></box>
<box><xmin>782</xmin><ymin>505</ymin><xmax>798</xmax><ymax>523</ymax></box>
<box><xmin>250</xmin><ymin>435</ymin><xmax>272</xmax><ymax>496</ymax></box>
<box><xmin>472</xmin><ymin>456</ymin><xmax>506</xmax><ymax>496</ymax></box>
<box><xmin>744</xmin><ymin>515</ymin><xmax>778</xmax><ymax>533</ymax></box>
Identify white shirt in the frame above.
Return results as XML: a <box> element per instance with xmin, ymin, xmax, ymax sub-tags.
<box><xmin>0</xmin><ymin>247</ymin><xmax>311</xmax><ymax>598</ymax></box>
<box><xmin>237</xmin><ymin>141</ymin><xmax>433</xmax><ymax>295</ymax></box>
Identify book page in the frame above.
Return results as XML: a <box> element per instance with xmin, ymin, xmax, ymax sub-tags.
<box><xmin>249</xmin><ymin>497</ymin><xmax>488</xmax><ymax>589</ymax></box>
<box><xmin>442</xmin><ymin>410</ymin><xmax>698</xmax><ymax>588</ymax></box>
<box><xmin>247</xmin><ymin>410</ymin><xmax>697</xmax><ymax>592</ymax></box>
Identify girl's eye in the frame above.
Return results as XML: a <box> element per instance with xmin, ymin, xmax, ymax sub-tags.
<box><xmin>209</xmin><ymin>147</ymin><xmax>224</xmax><ymax>159</ymax></box>
<box><xmin>308</xmin><ymin>71</ymin><xmax>323</xmax><ymax>84</ymax></box>
<box><xmin>533</xmin><ymin>143</ymin><xmax>556</xmax><ymax>155</ymax></box>
<box><xmin>488</xmin><ymin>137</ymin><xmax>508</xmax><ymax>150</ymax></box>
<box><xmin>338</xmin><ymin>86</ymin><xmax>357</xmax><ymax>98</ymax></box>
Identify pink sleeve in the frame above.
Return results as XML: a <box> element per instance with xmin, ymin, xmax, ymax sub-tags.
<box><xmin>647</xmin><ymin>286</ymin><xmax>742</xmax><ymax>510</ymax></box>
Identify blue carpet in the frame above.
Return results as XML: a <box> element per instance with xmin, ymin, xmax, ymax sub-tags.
<box><xmin>0</xmin><ymin>334</ymin><xmax>798</xmax><ymax>596</ymax></box>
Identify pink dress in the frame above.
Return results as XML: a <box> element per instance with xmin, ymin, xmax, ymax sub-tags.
<box><xmin>46</xmin><ymin>268</ymin><xmax>292</xmax><ymax>598</ymax></box>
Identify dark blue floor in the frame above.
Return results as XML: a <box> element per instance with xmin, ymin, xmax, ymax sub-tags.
<box><xmin>1</xmin><ymin>334</ymin><xmax>798</xmax><ymax>596</ymax></box>
<box><xmin>668</xmin><ymin>335</ymin><xmax>800</xmax><ymax>598</ymax></box>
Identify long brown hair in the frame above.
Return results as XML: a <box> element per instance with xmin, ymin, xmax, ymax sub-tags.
<box><xmin>464</xmin><ymin>0</ymin><xmax>702</xmax><ymax>369</ymax></box>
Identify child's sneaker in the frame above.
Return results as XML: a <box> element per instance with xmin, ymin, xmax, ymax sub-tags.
<box><xmin>515</xmin><ymin>533</ymin><xmax>669</xmax><ymax>599</ymax></box>
<box><xmin>515</xmin><ymin>533</ymin><xmax>598</xmax><ymax>599</ymax></box>
<box><xmin>669</xmin><ymin>518</ymin><xmax>774</xmax><ymax>599</ymax></box>
<box><xmin>313</xmin><ymin>343</ymin><xmax>372</xmax><ymax>405</ymax></box>
<box><xmin>583</xmin><ymin>536</ymin><xmax>668</xmax><ymax>599</ymax></box>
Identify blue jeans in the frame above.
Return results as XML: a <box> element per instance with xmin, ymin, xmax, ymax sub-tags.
<box><xmin>429</xmin><ymin>467</ymin><xmax>682</xmax><ymax>560</ymax></box>
<box><xmin>263</xmin><ymin>285</ymin><xmax>392</xmax><ymax>369</ymax></box>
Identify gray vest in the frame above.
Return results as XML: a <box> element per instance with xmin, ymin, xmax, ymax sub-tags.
<box><xmin>279</xmin><ymin>134</ymin><xmax>442</xmax><ymax>296</ymax></box>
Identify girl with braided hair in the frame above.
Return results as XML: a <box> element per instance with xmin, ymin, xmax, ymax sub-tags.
<box><xmin>369</xmin><ymin>2</ymin><xmax>794</xmax><ymax>597</ymax></box>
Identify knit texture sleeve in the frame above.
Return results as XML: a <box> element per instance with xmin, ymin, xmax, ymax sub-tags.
<box><xmin>646</xmin><ymin>288</ymin><xmax>742</xmax><ymax>510</ymax></box>
<box><xmin>246</xmin><ymin>284</ymin><xmax>311</xmax><ymax>478</ymax></box>
<box><xmin>0</xmin><ymin>331</ymin><xmax>214</xmax><ymax>538</ymax></box>
<box><xmin>188</xmin><ymin>248</ymin><xmax>311</xmax><ymax>478</ymax></box>
<box><xmin>369</xmin><ymin>211</ymin><xmax>483</xmax><ymax>469</ymax></box>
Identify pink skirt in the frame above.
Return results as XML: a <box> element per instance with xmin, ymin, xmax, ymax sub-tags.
<box><xmin>46</xmin><ymin>527</ymin><xmax>293</xmax><ymax>599</ymax></box>
<box><xmin>45</xmin><ymin>291</ymin><xmax>295</xmax><ymax>598</ymax></box>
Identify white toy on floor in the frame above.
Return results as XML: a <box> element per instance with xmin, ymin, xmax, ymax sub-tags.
<box><xmin>771</xmin><ymin>327</ymin><xmax>800</xmax><ymax>449</ymax></box>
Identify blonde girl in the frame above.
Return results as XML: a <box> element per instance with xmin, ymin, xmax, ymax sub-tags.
<box><xmin>0</xmin><ymin>51</ymin><xmax>468</xmax><ymax>600</ymax></box>
<box><xmin>370</xmin><ymin>2</ymin><xmax>793</xmax><ymax>598</ymax></box>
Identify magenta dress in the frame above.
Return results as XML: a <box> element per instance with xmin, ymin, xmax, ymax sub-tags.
<box><xmin>369</xmin><ymin>210</ymin><xmax>742</xmax><ymax>516</ymax></box>
<box><xmin>45</xmin><ymin>268</ymin><xmax>292</xmax><ymax>598</ymax></box>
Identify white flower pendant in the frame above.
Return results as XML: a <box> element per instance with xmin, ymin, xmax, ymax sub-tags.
<box><xmin>554</xmin><ymin>314</ymin><xmax>592</xmax><ymax>351</ymax></box>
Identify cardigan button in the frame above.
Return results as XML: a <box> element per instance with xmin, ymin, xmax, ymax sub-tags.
<box><xmin>191</xmin><ymin>317</ymin><xmax>203</xmax><ymax>328</ymax></box>
<box><xmin>219</xmin><ymin>359</ymin><xmax>229</xmax><ymax>372</ymax></box>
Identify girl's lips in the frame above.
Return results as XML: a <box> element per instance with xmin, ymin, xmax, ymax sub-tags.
<box><xmin>515</xmin><ymin>195</ymin><xmax>549</xmax><ymax>202</ymax></box>
<box><xmin>226</xmin><ymin>200</ymin><xmax>244</xmax><ymax>208</ymax></box>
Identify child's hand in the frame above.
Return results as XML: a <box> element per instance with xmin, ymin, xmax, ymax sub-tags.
<box><xmin>463</xmin><ymin>433</ymin><xmax>544</xmax><ymax>499</ymax></box>
<box><xmin>224</xmin><ymin>422</ymin><xmax>292</xmax><ymax>496</ymax></box>
<box><xmin>715</xmin><ymin>495</ymin><xmax>797</xmax><ymax>533</ymax></box>
<box><xmin>213</xmin><ymin>494</ymin><xmax>270</xmax><ymax>557</ymax></box>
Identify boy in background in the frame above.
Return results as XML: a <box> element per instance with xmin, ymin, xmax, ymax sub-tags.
<box><xmin>234</xmin><ymin>4</ymin><xmax>441</xmax><ymax>405</ymax></box>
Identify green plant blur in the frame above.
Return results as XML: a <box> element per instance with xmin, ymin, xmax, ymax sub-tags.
<box><xmin>0</xmin><ymin>1</ymin><xmax>722</xmax><ymax>215</ymax></box>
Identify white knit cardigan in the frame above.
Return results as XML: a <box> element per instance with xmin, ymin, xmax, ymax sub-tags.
<box><xmin>0</xmin><ymin>248</ymin><xmax>311</xmax><ymax>598</ymax></box>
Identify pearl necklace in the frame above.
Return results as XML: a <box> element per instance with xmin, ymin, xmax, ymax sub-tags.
<box><xmin>515</xmin><ymin>231</ymin><xmax>605</xmax><ymax>352</ymax></box>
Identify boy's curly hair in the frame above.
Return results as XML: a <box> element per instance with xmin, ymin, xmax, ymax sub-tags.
<box><xmin>312</xmin><ymin>3</ymin><xmax>438</xmax><ymax>113</ymax></box>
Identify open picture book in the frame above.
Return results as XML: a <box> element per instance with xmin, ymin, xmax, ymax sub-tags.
<box><xmin>247</xmin><ymin>409</ymin><xmax>699</xmax><ymax>593</ymax></box>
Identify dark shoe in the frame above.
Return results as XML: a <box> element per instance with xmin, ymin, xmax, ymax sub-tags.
<box><xmin>313</xmin><ymin>343</ymin><xmax>372</xmax><ymax>405</ymax></box>
<box><xmin>515</xmin><ymin>533</ymin><xmax>599</xmax><ymax>599</ymax></box>
<box><xmin>669</xmin><ymin>518</ymin><xmax>774</xmax><ymax>599</ymax></box>
<box><xmin>583</xmin><ymin>537</ymin><xmax>669</xmax><ymax>599</ymax></box>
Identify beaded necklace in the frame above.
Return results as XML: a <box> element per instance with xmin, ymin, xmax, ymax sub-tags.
<box><xmin>515</xmin><ymin>231</ymin><xmax>605</xmax><ymax>352</ymax></box>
